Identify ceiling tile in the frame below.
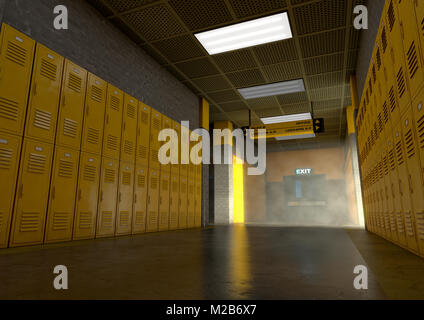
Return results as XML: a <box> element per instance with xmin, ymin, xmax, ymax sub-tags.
<box><xmin>304</xmin><ymin>53</ymin><xmax>344</xmax><ymax>75</ymax></box>
<box><xmin>213</xmin><ymin>49</ymin><xmax>258</xmax><ymax>73</ymax></box>
<box><xmin>246</xmin><ymin>96</ymin><xmax>280</xmax><ymax>110</ymax></box>
<box><xmin>280</xmin><ymin>102</ymin><xmax>310</xmax><ymax>114</ymax></box>
<box><xmin>306</xmin><ymin>71</ymin><xmax>345</xmax><ymax>89</ymax></box>
<box><xmin>193</xmin><ymin>75</ymin><xmax>232</xmax><ymax>92</ymax></box>
<box><xmin>105</xmin><ymin>0</ymin><xmax>160</xmax><ymax>13</ymax></box>
<box><xmin>262</xmin><ymin>60</ymin><xmax>303</xmax><ymax>82</ymax></box>
<box><xmin>277</xmin><ymin>91</ymin><xmax>308</xmax><ymax>105</ymax></box>
<box><xmin>229</xmin><ymin>0</ymin><xmax>287</xmax><ymax>19</ymax></box>
<box><xmin>207</xmin><ymin>89</ymin><xmax>241</xmax><ymax>103</ymax></box>
<box><xmin>309</xmin><ymin>86</ymin><xmax>344</xmax><ymax>101</ymax></box>
<box><xmin>255</xmin><ymin>108</ymin><xmax>283</xmax><ymax>118</ymax></box>
<box><xmin>219</xmin><ymin>101</ymin><xmax>249</xmax><ymax>112</ymax></box>
<box><xmin>299</xmin><ymin>29</ymin><xmax>345</xmax><ymax>58</ymax></box>
<box><xmin>253</xmin><ymin>39</ymin><xmax>298</xmax><ymax>65</ymax></box>
<box><xmin>175</xmin><ymin>57</ymin><xmax>220</xmax><ymax>79</ymax></box>
<box><xmin>151</xmin><ymin>34</ymin><xmax>205</xmax><ymax>62</ymax></box>
<box><xmin>226</xmin><ymin>69</ymin><xmax>266</xmax><ymax>88</ymax></box>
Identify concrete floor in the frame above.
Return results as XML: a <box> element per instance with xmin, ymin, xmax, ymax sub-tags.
<box><xmin>0</xmin><ymin>226</ymin><xmax>423</xmax><ymax>299</ymax></box>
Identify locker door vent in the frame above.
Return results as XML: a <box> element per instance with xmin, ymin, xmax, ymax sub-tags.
<box><xmin>417</xmin><ymin>114</ymin><xmax>424</xmax><ymax>149</ymax></box>
<box><xmin>397</xmin><ymin>68</ymin><xmax>406</xmax><ymax>98</ymax></box>
<box><xmin>134</xmin><ymin>211</ymin><xmax>145</xmax><ymax>225</ymax></box>
<box><xmin>19</xmin><ymin>212</ymin><xmax>40</xmax><ymax>232</ymax></box>
<box><xmin>138</xmin><ymin>174</ymin><xmax>145</xmax><ymax>187</ymax></box>
<box><xmin>395</xmin><ymin>213</ymin><xmax>403</xmax><ymax>233</ymax></box>
<box><xmin>416</xmin><ymin>212</ymin><xmax>424</xmax><ymax>240</ymax></box>
<box><xmin>387</xmin><ymin>1</ymin><xmax>395</xmax><ymax>31</ymax></box>
<box><xmin>153</xmin><ymin>118</ymin><xmax>160</xmax><ymax>130</ymax></box>
<box><xmin>104</xmin><ymin>168</ymin><xmax>115</xmax><ymax>183</ymax></box>
<box><xmin>91</xmin><ymin>86</ymin><xmax>103</xmax><ymax>102</ymax></box>
<box><xmin>160</xmin><ymin>214</ymin><xmax>168</xmax><ymax>224</ymax></box>
<box><xmin>151</xmin><ymin>149</ymin><xmax>159</xmax><ymax>163</ymax></box>
<box><xmin>79</xmin><ymin>212</ymin><xmax>92</xmax><ymax>229</ymax></box>
<box><xmin>149</xmin><ymin>214</ymin><xmax>157</xmax><ymax>225</ymax></box>
<box><xmin>369</xmin><ymin>79</ymin><xmax>373</xmax><ymax>95</ymax></box>
<box><xmin>389</xmin><ymin>87</ymin><xmax>397</xmax><ymax>113</ymax></box>
<box><xmin>110</xmin><ymin>96</ymin><xmax>120</xmax><ymax>111</ymax></box>
<box><xmin>122</xmin><ymin>172</ymin><xmax>131</xmax><ymax>185</ymax></box>
<box><xmin>389</xmin><ymin>149</ymin><xmax>396</xmax><ymax>171</ymax></box>
<box><xmin>63</xmin><ymin>118</ymin><xmax>78</xmax><ymax>138</ymax></box>
<box><xmin>40</xmin><ymin>59</ymin><xmax>57</xmax><ymax>81</ymax></box>
<box><xmin>407</xmin><ymin>42</ymin><xmax>419</xmax><ymax>79</ymax></box>
<box><xmin>405</xmin><ymin>213</ymin><xmax>414</xmax><ymax>237</ymax></box>
<box><xmin>378</xmin><ymin>113</ymin><xmax>383</xmax><ymax>133</ymax></box>
<box><xmin>138</xmin><ymin>145</ymin><xmax>148</xmax><ymax>159</ymax></box>
<box><xmin>172</xmin><ymin>181</ymin><xmax>178</xmax><ymax>192</ymax></box>
<box><xmin>106</xmin><ymin>134</ymin><xmax>118</xmax><ymax>150</ymax></box>
<box><xmin>383</xmin><ymin>102</ymin><xmax>389</xmax><ymax>124</ymax></box>
<box><xmin>404</xmin><ymin>129</ymin><xmax>415</xmax><ymax>158</ymax></box>
<box><xmin>68</xmin><ymin>74</ymin><xmax>82</xmax><ymax>93</ymax></box>
<box><xmin>395</xmin><ymin>141</ymin><xmax>404</xmax><ymax>166</ymax></box>
<box><xmin>87</xmin><ymin>128</ymin><xmax>100</xmax><ymax>145</ymax></box>
<box><xmin>124</xmin><ymin>140</ymin><xmax>133</xmax><ymax>155</ymax></box>
<box><xmin>101</xmin><ymin>211</ymin><xmax>113</xmax><ymax>228</ymax></box>
<box><xmin>34</xmin><ymin>109</ymin><xmax>51</xmax><ymax>130</ymax></box>
<box><xmin>119</xmin><ymin>212</ymin><xmax>129</xmax><ymax>226</ymax></box>
<box><xmin>28</xmin><ymin>153</ymin><xmax>46</xmax><ymax>174</ymax></box>
<box><xmin>141</xmin><ymin>111</ymin><xmax>148</xmax><ymax>123</ymax></box>
<box><xmin>127</xmin><ymin>104</ymin><xmax>136</xmax><ymax>119</ymax></box>
<box><xmin>52</xmin><ymin>212</ymin><xmax>69</xmax><ymax>231</ymax></box>
<box><xmin>83</xmin><ymin>165</ymin><xmax>96</xmax><ymax>182</ymax></box>
<box><xmin>372</xmin><ymin>65</ymin><xmax>376</xmax><ymax>83</ymax></box>
<box><xmin>58</xmin><ymin>159</ymin><xmax>73</xmax><ymax>178</ymax></box>
<box><xmin>162</xmin><ymin>180</ymin><xmax>168</xmax><ymax>191</ymax></box>
<box><xmin>6</xmin><ymin>41</ymin><xmax>27</xmax><ymax>67</ymax></box>
<box><xmin>381</xmin><ymin>27</ymin><xmax>387</xmax><ymax>53</ymax></box>
<box><xmin>421</xmin><ymin>18</ymin><xmax>424</xmax><ymax>37</ymax></box>
<box><xmin>0</xmin><ymin>97</ymin><xmax>19</xmax><ymax>122</ymax></box>
<box><xmin>0</xmin><ymin>148</ymin><xmax>12</xmax><ymax>170</ymax></box>
<box><xmin>376</xmin><ymin>48</ymin><xmax>381</xmax><ymax>70</ymax></box>
<box><xmin>151</xmin><ymin>177</ymin><xmax>158</xmax><ymax>189</ymax></box>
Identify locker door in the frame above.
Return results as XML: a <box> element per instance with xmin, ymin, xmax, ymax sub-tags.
<box><xmin>132</xmin><ymin>165</ymin><xmax>148</xmax><ymax>234</ymax></box>
<box><xmin>73</xmin><ymin>152</ymin><xmax>101</xmax><ymax>240</ymax></box>
<box><xmin>187</xmin><ymin>177</ymin><xmax>195</xmax><ymax>228</ymax></box>
<box><xmin>136</xmin><ymin>103</ymin><xmax>151</xmax><ymax>166</ymax></box>
<box><xmin>0</xmin><ymin>24</ymin><xmax>35</xmax><ymax>136</ymax></box>
<box><xmin>81</xmin><ymin>73</ymin><xmax>107</xmax><ymax>155</ymax></box>
<box><xmin>396</xmin><ymin>0</ymin><xmax>424</xmax><ymax>100</ymax></box>
<box><xmin>171</xmin><ymin>121</ymin><xmax>180</xmax><ymax>175</ymax></box>
<box><xmin>25</xmin><ymin>44</ymin><xmax>64</xmax><ymax>143</ymax></box>
<box><xmin>194</xmin><ymin>179</ymin><xmax>202</xmax><ymax>228</ymax></box>
<box><xmin>0</xmin><ymin>133</ymin><xmax>21</xmax><ymax>248</ymax></box>
<box><xmin>178</xmin><ymin>176</ymin><xmax>188</xmax><ymax>229</ymax></box>
<box><xmin>103</xmin><ymin>85</ymin><xmax>123</xmax><ymax>159</ymax></box>
<box><xmin>120</xmin><ymin>95</ymin><xmax>138</xmax><ymax>163</ymax></box>
<box><xmin>169</xmin><ymin>174</ymin><xmax>179</xmax><ymax>231</ymax></box>
<box><xmin>56</xmin><ymin>60</ymin><xmax>88</xmax><ymax>150</ymax></box>
<box><xmin>416</xmin><ymin>0</ymin><xmax>424</xmax><ymax>64</ymax></box>
<box><xmin>10</xmin><ymin>139</ymin><xmax>53</xmax><ymax>247</ymax></box>
<box><xmin>96</xmin><ymin>157</ymin><xmax>119</xmax><ymax>238</ymax></box>
<box><xmin>158</xmin><ymin>171</ymin><xmax>170</xmax><ymax>231</ymax></box>
<box><xmin>381</xmin><ymin>148</ymin><xmax>392</xmax><ymax>239</ymax></box>
<box><xmin>160</xmin><ymin>116</ymin><xmax>172</xmax><ymax>173</ymax></box>
<box><xmin>116</xmin><ymin>161</ymin><xmax>134</xmax><ymax>236</ymax></box>
<box><xmin>180</xmin><ymin>124</ymin><xmax>189</xmax><ymax>177</ymax></box>
<box><xmin>146</xmin><ymin>169</ymin><xmax>160</xmax><ymax>232</ymax></box>
<box><xmin>149</xmin><ymin>110</ymin><xmax>162</xmax><ymax>169</ymax></box>
<box><xmin>402</xmin><ymin>108</ymin><xmax>424</xmax><ymax>254</ymax></box>
<box><xmin>386</xmin><ymin>137</ymin><xmax>399</xmax><ymax>244</ymax></box>
<box><xmin>45</xmin><ymin>147</ymin><xmax>79</xmax><ymax>243</ymax></box>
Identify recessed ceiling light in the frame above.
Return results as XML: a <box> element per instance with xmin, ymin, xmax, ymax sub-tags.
<box><xmin>238</xmin><ymin>79</ymin><xmax>305</xmax><ymax>100</ymax></box>
<box><xmin>194</xmin><ymin>12</ymin><xmax>292</xmax><ymax>55</ymax></box>
<box><xmin>261</xmin><ymin>112</ymin><xmax>312</xmax><ymax>124</ymax></box>
<box><xmin>275</xmin><ymin>133</ymin><xmax>316</xmax><ymax>141</ymax></box>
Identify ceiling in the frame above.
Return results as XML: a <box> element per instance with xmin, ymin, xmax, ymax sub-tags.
<box><xmin>87</xmin><ymin>0</ymin><xmax>365</xmax><ymax>150</ymax></box>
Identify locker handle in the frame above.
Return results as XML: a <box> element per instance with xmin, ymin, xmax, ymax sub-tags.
<box><xmin>408</xmin><ymin>175</ymin><xmax>413</xmax><ymax>194</ymax></box>
<box><xmin>78</xmin><ymin>189</ymin><xmax>82</xmax><ymax>201</ymax></box>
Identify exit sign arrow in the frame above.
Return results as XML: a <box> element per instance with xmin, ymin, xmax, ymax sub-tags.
<box><xmin>313</xmin><ymin>118</ymin><xmax>325</xmax><ymax>133</ymax></box>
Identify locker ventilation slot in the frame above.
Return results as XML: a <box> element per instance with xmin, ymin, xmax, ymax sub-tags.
<box><xmin>6</xmin><ymin>41</ymin><xmax>26</xmax><ymax>67</ymax></box>
<box><xmin>383</xmin><ymin>102</ymin><xmax>389</xmax><ymax>124</ymax></box>
<box><xmin>63</xmin><ymin>118</ymin><xmax>78</xmax><ymax>138</ymax></box>
<box><xmin>122</xmin><ymin>172</ymin><xmax>131</xmax><ymax>185</ymax></box>
<box><xmin>397</xmin><ymin>68</ymin><xmax>406</xmax><ymax>98</ymax></box>
<box><xmin>79</xmin><ymin>212</ymin><xmax>92</xmax><ymax>229</ymax></box>
<box><xmin>407</xmin><ymin>42</ymin><xmax>419</xmax><ymax>79</ymax></box>
<box><xmin>416</xmin><ymin>212</ymin><xmax>424</xmax><ymax>240</ymax></box>
<box><xmin>396</xmin><ymin>214</ymin><xmax>405</xmax><ymax>234</ymax></box>
<box><xmin>34</xmin><ymin>109</ymin><xmax>51</xmax><ymax>130</ymax></box>
<box><xmin>0</xmin><ymin>97</ymin><xmax>19</xmax><ymax>121</ymax></box>
<box><xmin>68</xmin><ymin>74</ymin><xmax>82</xmax><ymax>93</ymax></box>
<box><xmin>52</xmin><ymin>212</ymin><xmax>69</xmax><ymax>231</ymax></box>
<box><xmin>404</xmin><ymin>130</ymin><xmax>415</xmax><ymax>158</ymax></box>
<box><xmin>389</xmin><ymin>87</ymin><xmax>397</xmax><ymax>113</ymax></box>
<box><xmin>138</xmin><ymin>174</ymin><xmax>146</xmax><ymax>187</ymax></box>
<box><xmin>378</xmin><ymin>114</ymin><xmax>383</xmax><ymax>133</ymax></box>
<box><xmin>119</xmin><ymin>212</ymin><xmax>129</xmax><ymax>226</ymax></box>
<box><xmin>83</xmin><ymin>165</ymin><xmax>96</xmax><ymax>182</ymax></box>
<box><xmin>107</xmin><ymin>134</ymin><xmax>118</xmax><ymax>151</ymax></box>
<box><xmin>0</xmin><ymin>148</ymin><xmax>12</xmax><ymax>170</ymax></box>
<box><xmin>20</xmin><ymin>212</ymin><xmax>39</xmax><ymax>232</ymax></box>
<box><xmin>381</xmin><ymin>27</ymin><xmax>387</xmax><ymax>53</ymax></box>
<box><xmin>405</xmin><ymin>213</ymin><xmax>414</xmax><ymax>237</ymax></box>
<box><xmin>134</xmin><ymin>211</ymin><xmax>145</xmax><ymax>225</ymax></box>
<box><xmin>387</xmin><ymin>1</ymin><xmax>395</xmax><ymax>31</ymax></box>
<box><xmin>28</xmin><ymin>153</ymin><xmax>46</xmax><ymax>174</ymax></box>
<box><xmin>91</xmin><ymin>86</ymin><xmax>103</xmax><ymax>102</ymax></box>
<box><xmin>127</xmin><ymin>105</ymin><xmax>136</xmax><ymax>118</ymax></box>
<box><xmin>372</xmin><ymin>66</ymin><xmax>376</xmax><ymax>83</ymax></box>
<box><xmin>151</xmin><ymin>149</ymin><xmax>159</xmax><ymax>163</ymax></box>
<box><xmin>58</xmin><ymin>159</ymin><xmax>73</xmax><ymax>178</ymax></box>
<box><xmin>376</xmin><ymin>49</ymin><xmax>381</xmax><ymax>70</ymax></box>
<box><xmin>40</xmin><ymin>59</ymin><xmax>57</xmax><ymax>81</ymax></box>
<box><xmin>395</xmin><ymin>142</ymin><xmax>404</xmax><ymax>166</ymax></box>
<box><xmin>149</xmin><ymin>214</ymin><xmax>157</xmax><ymax>226</ymax></box>
<box><xmin>151</xmin><ymin>177</ymin><xmax>158</xmax><ymax>189</ymax></box>
<box><xmin>124</xmin><ymin>140</ymin><xmax>133</xmax><ymax>155</ymax></box>
<box><xmin>101</xmin><ymin>211</ymin><xmax>113</xmax><ymax>228</ymax></box>
<box><xmin>141</xmin><ymin>111</ymin><xmax>149</xmax><ymax>124</ymax></box>
<box><xmin>417</xmin><ymin>115</ymin><xmax>424</xmax><ymax>149</ymax></box>
<box><xmin>139</xmin><ymin>145</ymin><xmax>148</xmax><ymax>159</ymax></box>
<box><xmin>110</xmin><ymin>96</ymin><xmax>120</xmax><ymax>111</ymax></box>
<box><xmin>153</xmin><ymin>118</ymin><xmax>160</xmax><ymax>130</ymax></box>
<box><xmin>87</xmin><ymin>128</ymin><xmax>100</xmax><ymax>145</ymax></box>
<box><xmin>105</xmin><ymin>169</ymin><xmax>115</xmax><ymax>183</ymax></box>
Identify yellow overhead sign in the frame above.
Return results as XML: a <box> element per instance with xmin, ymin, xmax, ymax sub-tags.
<box><xmin>248</xmin><ymin>120</ymin><xmax>314</xmax><ymax>139</ymax></box>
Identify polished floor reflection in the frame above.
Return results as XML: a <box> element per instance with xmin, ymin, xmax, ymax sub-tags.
<box><xmin>0</xmin><ymin>226</ymin><xmax>423</xmax><ymax>299</ymax></box>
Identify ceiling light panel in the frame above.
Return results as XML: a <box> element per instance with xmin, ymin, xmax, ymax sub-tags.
<box><xmin>238</xmin><ymin>79</ymin><xmax>305</xmax><ymax>100</ymax></box>
<box><xmin>261</xmin><ymin>112</ymin><xmax>312</xmax><ymax>124</ymax></box>
<box><xmin>194</xmin><ymin>12</ymin><xmax>292</xmax><ymax>55</ymax></box>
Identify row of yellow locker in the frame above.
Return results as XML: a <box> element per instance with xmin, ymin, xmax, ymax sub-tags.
<box><xmin>356</xmin><ymin>1</ymin><xmax>424</xmax><ymax>257</ymax></box>
<box><xmin>0</xmin><ymin>134</ymin><xmax>203</xmax><ymax>248</ymax></box>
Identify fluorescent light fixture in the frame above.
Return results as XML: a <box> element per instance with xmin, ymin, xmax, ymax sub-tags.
<box><xmin>275</xmin><ymin>133</ymin><xmax>316</xmax><ymax>141</ymax></box>
<box><xmin>238</xmin><ymin>79</ymin><xmax>305</xmax><ymax>100</ymax></box>
<box><xmin>195</xmin><ymin>12</ymin><xmax>292</xmax><ymax>55</ymax></box>
<box><xmin>261</xmin><ymin>112</ymin><xmax>312</xmax><ymax>124</ymax></box>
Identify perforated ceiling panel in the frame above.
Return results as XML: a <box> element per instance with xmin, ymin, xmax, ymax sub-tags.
<box><xmin>87</xmin><ymin>0</ymin><xmax>364</xmax><ymax>149</ymax></box>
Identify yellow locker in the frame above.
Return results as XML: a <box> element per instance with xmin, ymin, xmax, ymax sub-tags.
<box><xmin>132</xmin><ymin>165</ymin><xmax>148</xmax><ymax>234</ymax></box>
<box><xmin>116</xmin><ymin>161</ymin><xmax>134</xmax><ymax>236</ymax></box>
<box><xmin>385</xmin><ymin>135</ymin><xmax>399</xmax><ymax>244</ymax></box>
<box><xmin>103</xmin><ymin>85</ymin><xmax>123</xmax><ymax>159</ymax></box>
<box><xmin>25</xmin><ymin>44</ymin><xmax>64</xmax><ymax>143</ymax></box>
<box><xmin>56</xmin><ymin>60</ymin><xmax>87</xmax><ymax>150</ymax></box>
<box><xmin>149</xmin><ymin>110</ymin><xmax>162</xmax><ymax>169</ymax></box>
<box><xmin>146</xmin><ymin>168</ymin><xmax>160</xmax><ymax>232</ymax></box>
<box><xmin>416</xmin><ymin>0</ymin><xmax>424</xmax><ymax>65</ymax></box>
<box><xmin>96</xmin><ymin>157</ymin><xmax>119</xmax><ymax>238</ymax></box>
<box><xmin>169</xmin><ymin>173</ymin><xmax>179</xmax><ymax>231</ymax></box>
<box><xmin>120</xmin><ymin>95</ymin><xmax>138</xmax><ymax>163</ymax></box>
<box><xmin>0</xmin><ymin>24</ymin><xmax>35</xmax><ymax>136</ymax></box>
<box><xmin>161</xmin><ymin>116</ymin><xmax>172</xmax><ymax>173</ymax></box>
<box><xmin>73</xmin><ymin>152</ymin><xmax>101</xmax><ymax>240</ymax></box>
<box><xmin>171</xmin><ymin>121</ymin><xmax>180</xmax><ymax>175</ymax></box>
<box><xmin>44</xmin><ymin>147</ymin><xmax>79</xmax><ymax>243</ymax></box>
<box><xmin>136</xmin><ymin>102</ymin><xmax>151</xmax><ymax>166</ymax></box>
<box><xmin>9</xmin><ymin>139</ymin><xmax>53</xmax><ymax>247</ymax></box>
<box><xmin>180</xmin><ymin>124</ymin><xmax>189</xmax><ymax>177</ymax></box>
<box><xmin>178</xmin><ymin>175</ymin><xmax>188</xmax><ymax>229</ymax></box>
<box><xmin>396</xmin><ymin>0</ymin><xmax>424</xmax><ymax>100</ymax></box>
<box><xmin>0</xmin><ymin>133</ymin><xmax>22</xmax><ymax>248</ymax></box>
<box><xmin>187</xmin><ymin>177</ymin><xmax>195</xmax><ymax>228</ymax></box>
<box><xmin>194</xmin><ymin>178</ymin><xmax>202</xmax><ymax>228</ymax></box>
<box><xmin>158</xmin><ymin>171</ymin><xmax>170</xmax><ymax>231</ymax></box>
<box><xmin>81</xmin><ymin>73</ymin><xmax>107</xmax><ymax>155</ymax></box>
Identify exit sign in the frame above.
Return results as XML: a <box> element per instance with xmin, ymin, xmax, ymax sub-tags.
<box><xmin>295</xmin><ymin>168</ymin><xmax>313</xmax><ymax>175</ymax></box>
